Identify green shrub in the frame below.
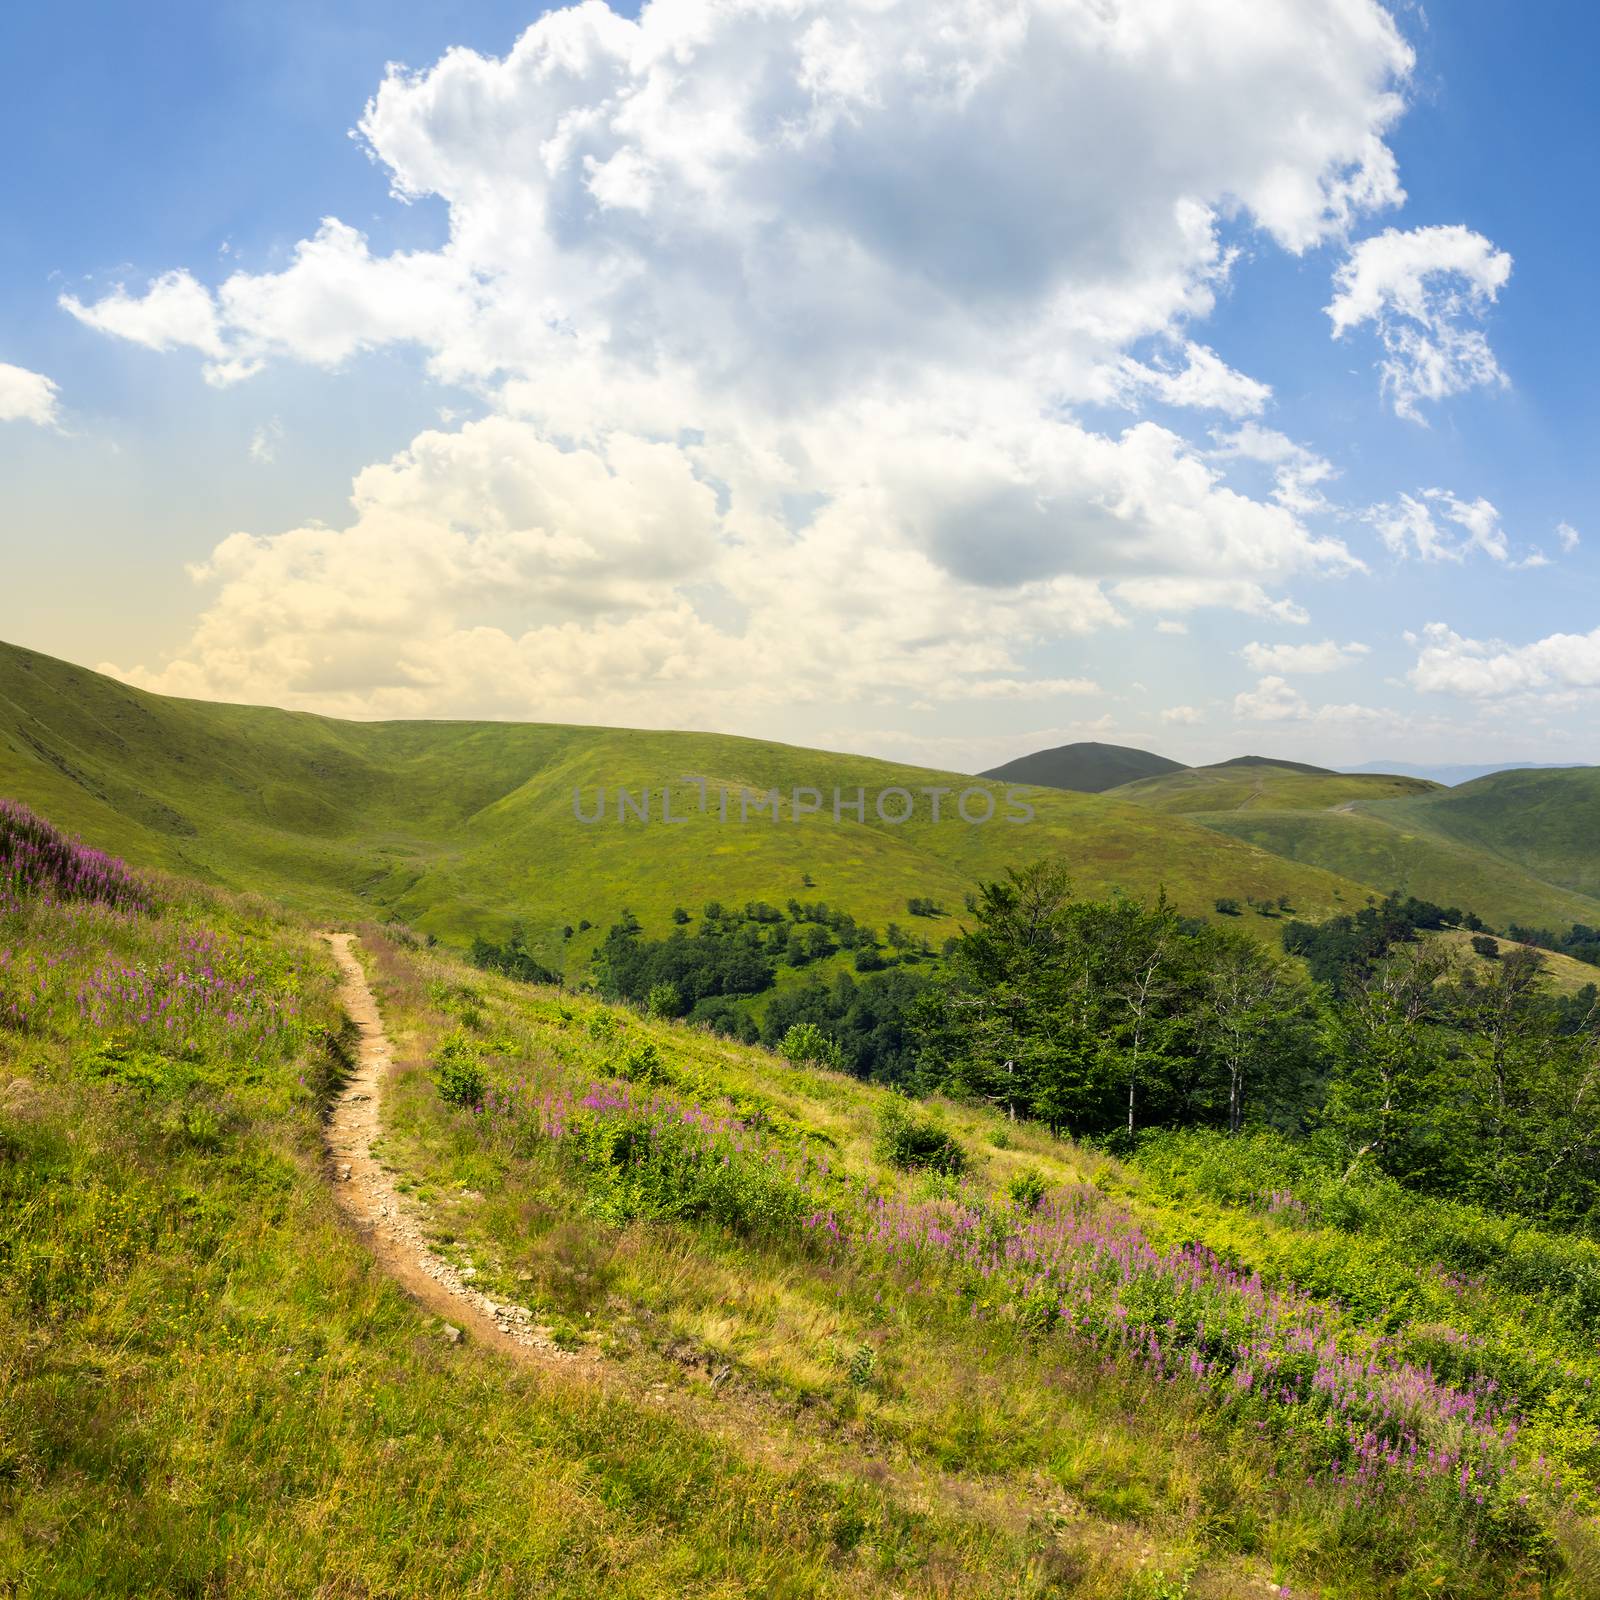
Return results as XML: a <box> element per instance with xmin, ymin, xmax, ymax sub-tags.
<box><xmin>780</xmin><ymin>1022</ymin><xmax>845</xmax><ymax>1070</ymax></box>
<box><xmin>646</xmin><ymin>980</ymin><xmax>683</xmax><ymax>1019</ymax></box>
<box><xmin>433</xmin><ymin>1039</ymin><xmax>486</xmax><ymax>1109</ymax></box>
<box><xmin>874</xmin><ymin>1097</ymin><xmax>968</xmax><ymax>1176</ymax></box>
<box><xmin>847</xmin><ymin>1342</ymin><xmax>876</xmax><ymax>1388</ymax></box>
<box><xmin>1007</xmin><ymin>1169</ymin><xmax>1048</xmax><ymax>1210</ymax></box>
<box><xmin>614</xmin><ymin>1039</ymin><xmax>677</xmax><ymax>1088</ymax></box>
<box><xmin>566</xmin><ymin>1112</ymin><xmax>809</xmax><ymax>1236</ymax></box>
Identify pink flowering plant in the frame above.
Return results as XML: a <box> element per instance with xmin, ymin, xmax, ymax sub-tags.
<box><xmin>0</xmin><ymin>799</ymin><xmax>319</xmax><ymax>1097</ymax></box>
<box><xmin>442</xmin><ymin>1030</ymin><xmax>1567</xmax><ymax>1545</ymax></box>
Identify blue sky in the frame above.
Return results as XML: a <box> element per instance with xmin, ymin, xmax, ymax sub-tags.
<box><xmin>2</xmin><ymin>0</ymin><xmax>1596</xmax><ymax>771</ymax></box>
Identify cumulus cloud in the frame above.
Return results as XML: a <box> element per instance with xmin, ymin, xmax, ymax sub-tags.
<box><xmin>1557</xmin><ymin>521</ymin><xmax>1581</xmax><ymax>553</ymax></box>
<box><xmin>1408</xmin><ymin>621</ymin><xmax>1600</xmax><ymax>699</ymax></box>
<box><xmin>1239</xmin><ymin>639</ymin><xmax>1369</xmax><ymax>673</ymax></box>
<box><xmin>102</xmin><ymin>415</ymin><xmax>1116</xmax><ymax>721</ymax></box>
<box><xmin>1366</xmin><ymin>489</ymin><xmax>1510</xmax><ymax>563</ymax></box>
<box><xmin>939</xmin><ymin>677</ymin><xmax>1101</xmax><ymax>701</ymax></box>
<box><xmin>1328</xmin><ymin>224</ymin><xmax>1512</xmax><ymax>421</ymax></box>
<box><xmin>1210</xmin><ymin>424</ymin><xmax>1338</xmax><ymax>516</ymax></box>
<box><xmin>1234</xmin><ymin>675</ymin><xmax>1309</xmax><ymax>721</ymax></box>
<box><xmin>61</xmin><ymin>270</ymin><xmax>227</xmax><ymax>362</ymax></box>
<box><xmin>1161</xmin><ymin>704</ymin><xmax>1205</xmax><ymax>724</ymax></box>
<box><xmin>76</xmin><ymin>0</ymin><xmax>1417</xmax><ymax>715</ymax></box>
<box><xmin>0</xmin><ymin>361</ymin><xmax>60</xmax><ymax>426</ymax></box>
<box><xmin>1097</xmin><ymin>342</ymin><xmax>1272</xmax><ymax>418</ymax></box>
<box><xmin>1234</xmin><ymin>674</ymin><xmax>1399</xmax><ymax>729</ymax></box>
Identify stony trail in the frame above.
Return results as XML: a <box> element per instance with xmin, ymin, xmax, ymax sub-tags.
<box><xmin>315</xmin><ymin>931</ymin><xmax>1306</xmax><ymax>1598</ymax></box>
<box><xmin>321</xmin><ymin>931</ymin><xmax>578</xmax><ymax>1363</ymax></box>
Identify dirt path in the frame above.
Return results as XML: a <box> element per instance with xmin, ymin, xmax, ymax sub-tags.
<box><xmin>321</xmin><ymin>931</ymin><xmax>579</xmax><ymax>1364</ymax></box>
<box><xmin>316</xmin><ymin>931</ymin><xmax>1308</xmax><ymax>1599</ymax></box>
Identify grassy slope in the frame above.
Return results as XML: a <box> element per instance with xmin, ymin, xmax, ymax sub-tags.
<box><xmin>357</xmin><ymin>926</ymin><xmax>1599</xmax><ymax>1597</ymax></box>
<box><xmin>1433</xmin><ymin>927</ymin><xmax>1600</xmax><ymax>996</ymax></box>
<box><xmin>1368</xmin><ymin>767</ymin><xmax>1600</xmax><ymax>907</ymax></box>
<box><xmin>4</xmin><ymin>817</ymin><xmax>1598</xmax><ymax>1594</ymax></box>
<box><xmin>1102</xmin><ymin>759</ymin><xmax>1600</xmax><ymax>933</ymax></box>
<box><xmin>1198</xmin><ymin>810</ymin><xmax>1600</xmax><ymax>932</ymax></box>
<box><xmin>0</xmin><ymin>641</ymin><xmax>1370</xmax><ymax>973</ymax></box>
<box><xmin>1107</xmin><ymin>763</ymin><xmax>1441</xmax><ymax>816</ymax></box>
<box><xmin>1</xmin><ymin>883</ymin><xmax>1132</xmax><ymax>1598</ymax></box>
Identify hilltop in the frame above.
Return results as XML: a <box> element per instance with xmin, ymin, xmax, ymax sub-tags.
<box><xmin>978</xmin><ymin>739</ymin><xmax>1184</xmax><ymax>792</ymax></box>
<box><xmin>1345</xmin><ymin>759</ymin><xmax>1591</xmax><ymax>786</ymax></box>
<box><xmin>0</xmin><ymin>642</ymin><xmax>1367</xmax><ymax>973</ymax></box>
<box><xmin>1106</xmin><ymin>760</ymin><xmax>1439</xmax><ymax>816</ymax></box>
<box><xmin>1368</xmin><ymin>766</ymin><xmax>1600</xmax><ymax>904</ymax></box>
<box><xmin>1100</xmin><ymin>757</ymin><xmax>1600</xmax><ymax>935</ymax></box>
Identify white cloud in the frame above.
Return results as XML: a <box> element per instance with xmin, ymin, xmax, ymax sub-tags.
<box><xmin>249</xmin><ymin>418</ymin><xmax>284</xmax><ymax>464</ymax></box>
<box><xmin>100</xmin><ymin>414</ymin><xmax>1118</xmax><ymax>721</ymax></box>
<box><xmin>1234</xmin><ymin>675</ymin><xmax>1309</xmax><ymax>721</ymax></box>
<box><xmin>61</xmin><ymin>270</ymin><xmax>227</xmax><ymax>363</ymax></box>
<box><xmin>1239</xmin><ymin>639</ymin><xmax>1369</xmax><ymax>674</ymax></box>
<box><xmin>1408</xmin><ymin>621</ymin><xmax>1600</xmax><ymax>699</ymax></box>
<box><xmin>0</xmin><ymin>361</ymin><xmax>60</xmax><ymax>426</ymax></box>
<box><xmin>75</xmin><ymin>0</ymin><xmax>1416</xmax><ymax>716</ymax></box>
<box><xmin>1098</xmin><ymin>342</ymin><xmax>1271</xmax><ymax>418</ymax></box>
<box><xmin>1161</xmin><ymin>704</ymin><xmax>1204</xmax><ymax>724</ymax></box>
<box><xmin>947</xmin><ymin>677</ymin><xmax>1102</xmax><ymax>701</ymax></box>
<box><xmin>1327</xmin><ymin>224</ymin><xmax>1512</xmax><ymax>421</ymax></box>
<box><xmin>1557</xmin><ymin>521</ymin><xmax>1581</xmax><ymax>553</ymax></box>
<box><xmin>1155</xmin><ymin>620</ymin><xmax>1188</xmax><ymax>636</ymax></box>
<box><xmin>1210</xmin><ymin>423</ymin><xmax>1337</xmax><ymax>515</ymax></box>
<box><xmin>1366</xmin><ymin>488</ymin><xmax>1510</xmax><ymax>563</ymax></box>
<box><xmin>1114</xmin><ymin>576</ymin><xmax>1317</xmax><ymax>624</ymax></box>
<box><xmin>1233</xmin><ymin>674</ymin><xmax>1400</xmax><ymax>729</ymax></box>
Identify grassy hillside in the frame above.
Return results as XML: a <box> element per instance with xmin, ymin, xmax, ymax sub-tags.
<box><xmin>1198</xmin><ymin>808</ymin><xmax>1600</xmax><ymax>932</ymax></box>
<box><xmin>0</xmin><ymin>642</ymin><xmax>1370</xmax><ymax>973</ymax></box>
<box><xmin>1369</xmin><ymin>767</ymin><xmax>1600</xmax><ymax>906</ymax></box>
<box><xmin>1435</xmin><ymin>926</ymin><xmax>1600</xmax><ymax>996</ymax></box>
<box><xmin>1108</xmin><ymin>762</ymin><xmax>1440</xmax><ymax>816</ymax></box>
<box><xmin>6</xmin><ymin>803</ymin><xmax>1600</xmax><ymax>1594</ymax></box>
<box><xmin>1103</xmin><ymin>758</ymin><xmax>1600</xmax><ymax>935</ymax></box>
<box><xmin>0</xmin><ymin>838</ymin><xmax>1122</xmax><ymax>1597</ymax></box>
<box><xmin>978</xmin><ymin>740</ymin><xmax>1184</xmax><ymax>793</ymax></box>
<box><xmin>351</xmin><ymin>920</ymin><xmax>1600</xmax><ymax>1596</ymax></box>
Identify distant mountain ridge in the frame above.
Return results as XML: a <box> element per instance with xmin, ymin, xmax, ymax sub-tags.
<box><xmin>979</xmin><ymin>740</ymin><xmax>1184</xmax><ymax>793</ymax></box>
<box><xmin>985</xmin><ymin>739</ymin><xmax>1600</xmax><ymax>930</ymax></box>
<box><xmin>0</xmin><ymin>642</ymin><xmax>1367</xmax><ymax>970</ymax></box>
<box><xmin>1344</xmin><ymin>759</ymin><xmax>1595</xmax><ymax>787</ymax></box>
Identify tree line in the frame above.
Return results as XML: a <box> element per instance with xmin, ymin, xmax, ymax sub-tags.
<box><xmin>469</xmin><ymin>867</ymin><xmax>1600</xmax><ymax>1232</ymax></box>
<box><xmin>914</xmin><ymin>863</ymin><xmax>1600</xmax><ymax>1231</ymax></box>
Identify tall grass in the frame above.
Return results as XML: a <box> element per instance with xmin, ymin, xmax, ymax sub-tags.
<box><xmin>365</xmin><ymin>924</ymin><xmax>1600</xmax><ymax>1597</ymax></box>
<box><xmin>0</xmin><ymin>825</ymin><xmax>1192</xmax><ymax>1597</ymax></box>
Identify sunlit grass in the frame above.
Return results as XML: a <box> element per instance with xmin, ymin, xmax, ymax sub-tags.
<box><xmin>365</xmin><ymin>923</ymin><xmax>1600</xmax><ymax>1596</ymax></box>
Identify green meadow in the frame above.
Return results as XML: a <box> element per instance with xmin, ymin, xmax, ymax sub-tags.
<box><xmin>4</xmin><ymin>820</ymin><xmax>1598</xmax><ymax>1595</ymax></box>
<box><xmin>0</xmin><ymin>642</ymin><xmax>1368</xmax><ymax>975</ymax></box>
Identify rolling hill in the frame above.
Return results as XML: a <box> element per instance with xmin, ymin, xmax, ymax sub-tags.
<box><xmin>0</xmin><ymin>641</ymin><xmax>1370</xmax><ymax>972</ymax></box>
<box><xmin>1196</xmin><ymin>809</ymin><xmax>1600</xmax><ymax>932</ymax></box>
<box><xmin>1344</xmin><ymin>759</ymin><xmax>1589</xmax><ymax>786</ymax></box>
<box><xmin>1365</xmin><ymin>766</ymin><xmax>1600</xmax><ymax>907</ymax></box>
<box><xmin>1107</xmin><ymin>760</ymin><xmax>1440</xmax><ymax>816</ymax></box>
<box><xmin>978</xmin><ymin>738</ymin><xmax>1183</xmax><ymax>792</ymax></box>
<box><xmin>1103</xmin><ymin>757</ymin><xmax>1600</xmax><ymax>934</ymax></box>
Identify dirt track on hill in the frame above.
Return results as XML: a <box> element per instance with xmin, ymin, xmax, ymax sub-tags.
<box><xmin>315</xmin><ymin>931</ymin><xmax>1307</xmax><ymax>1598</ymax></box>
<box><xmin>321</xmin><ymin>931</ymin><xmax>582</xmax><ymax>1366</ymax></box>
